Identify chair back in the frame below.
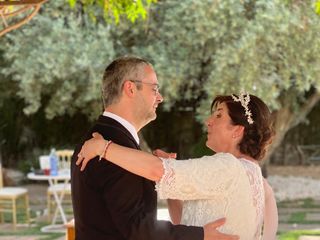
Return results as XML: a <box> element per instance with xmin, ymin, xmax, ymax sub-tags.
<box><xmin>56</xmin><ymin>150</ymin><xmax>74</xmax><ymax>170</ymax></box>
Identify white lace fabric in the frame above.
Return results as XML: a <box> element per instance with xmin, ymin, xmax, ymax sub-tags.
<box><xmin>155</xmin><ymin>153</ymin><xmax>265</xmax><ymax>240</ymax></box>
<box><xmin>240</xmin><ymin>158</ymin><xmax>265</xmax><ymax>239</ymax></box>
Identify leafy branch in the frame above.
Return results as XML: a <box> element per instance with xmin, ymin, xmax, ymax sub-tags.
<box><xmin>67</xmin><ymin>0</ymin><xmax>157</xmax><ymax>23</ymax></box>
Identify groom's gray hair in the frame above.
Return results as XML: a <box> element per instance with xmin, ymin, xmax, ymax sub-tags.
<box><xmin>102</xmin><ymin>56</ymin><xmax>152</xmax><ymax>107</ymax></box>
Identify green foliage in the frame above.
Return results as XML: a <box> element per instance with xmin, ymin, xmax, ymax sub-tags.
<box><xmin>315</xmin><ymin>0</ymin><xmax>320</xmax><ymax>14</ymax></box>
<box><xmin>68</xmin><ymin>0</ymin><xmax>156</xmax><ymax>23</ymax></box>
<box><xmin>191</xmin><ymin>135</ymin><xmax>214</xmax><ymax>158</ymax></box>
<box><xmin>2</xmin><ymin>0</ymin><xmax>320</xmax><ymax>121</ymax></box>
<box><xmin>1</xmin><ymin>0</ymin><xmax>320</xmax><ymax>163</ymax></box>
<box><xmin>101</xmin><ymin>0</ymin><xmax>320</xmax><ymax>124</ymax></box>
<box><xmin>140</xmin><ymin>0</ymin><xmax>320</xmax><ymax>121</ymax></box>
<box><xmin>1</xmin><ymin>0</ymin><xmax>114</xmax><ymax>119</ymax></box>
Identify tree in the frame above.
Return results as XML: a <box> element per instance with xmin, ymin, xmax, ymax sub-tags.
<box><xmin>1</xmin><ymin>0</ymin><xmax>115</xmax><ymax>119</ymax></box>
<box><xmin>1</xmin><ymin>0</ymin><xmax>320</xmax><ymax>166</ymax></box>
<box><xmin>126</xmin><ymin>0</ymin><xmax>320</xmax><ymax>162</ymax></box>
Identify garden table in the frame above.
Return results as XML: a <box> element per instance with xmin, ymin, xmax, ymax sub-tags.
<box><xmin>27</xmin><ymin>170</ymin><xmax>70</xmax><ymax>232</ymax></box>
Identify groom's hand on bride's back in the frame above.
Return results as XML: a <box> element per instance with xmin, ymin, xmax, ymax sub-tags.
<box><xmin>203</xmin><ymin>218</ymin><xmax>239</xmax><ymax>240</ymax></box>
<box><xmin>152</xmin><ymin>149</ymin><xmax>177</xmax><ymax>159</ymax></box>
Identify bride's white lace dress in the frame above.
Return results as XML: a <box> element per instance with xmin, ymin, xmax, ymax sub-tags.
<box><xmin>156</xmin><ymin>153</ymin><xmax>264</xmax><ymax>240</ymax></box>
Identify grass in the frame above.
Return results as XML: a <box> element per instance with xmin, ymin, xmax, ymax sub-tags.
<box><xmin>288</xmin><ymin>212</ymin><xmax>306</xmax><ymax>224</ymax></box>
<box><xmin>302</xmin><ymin>198</ymin><xmax>320</xmax><ymax>208</ymax></box>
<box><xmin>279</xmin><ymin>230</ymin><xmax>320</xmax><ymax>240</ymax></box>
<box><xmin>1</xmin><ymin>196</ymin><xmax>320</xmax><ymax>239</ymax></box>
<box><xmin>277</xmin><ymin>198</ymin><xmax>320</xmax><ymax>225</ymax></box>
<box><xmin>278</xmin><ymin>198</ymin><xmax>320</xmax><ymax>209</ymax></box>
<box><xmin>286</xmin><ymin>211</ymin><xmax>320</xmax><ymax>224</ymax></box>
<box><xmin>0</xmin><ymin>209</ymin><xmax>64</xmax><ymax>240</ymax></box>
<box><xmin>0</xmin><ymin>206</ymin><xmax>33</xmax><ymax>224</ymax></box>
<box><xmin>0</xmin><ymin>222</ymin><xmax>64</xmax><ymax>240</ymax></box>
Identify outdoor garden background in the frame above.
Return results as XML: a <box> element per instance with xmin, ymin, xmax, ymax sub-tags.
<box><xmin>0</xmin><ymin>0</ymin><xmax>320</xmax><ymax>239</ymax></box>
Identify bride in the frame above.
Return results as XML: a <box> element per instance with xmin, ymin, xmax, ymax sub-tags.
<box><xmin>77</xmin><ymin>93</ymin><xmax>278</xmax><ymax>240</ymax></box>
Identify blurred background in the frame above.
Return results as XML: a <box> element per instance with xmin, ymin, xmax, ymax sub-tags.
<box><xmin>0</xmin><ymin>0</ymin><xmax>320</xmax><ymax>239</ymax></box>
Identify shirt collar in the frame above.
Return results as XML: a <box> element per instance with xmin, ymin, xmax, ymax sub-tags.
<box><xmin>102</xmin><ymin>111</ymin><xmax>140</xmax><ymax>145</ymax></box>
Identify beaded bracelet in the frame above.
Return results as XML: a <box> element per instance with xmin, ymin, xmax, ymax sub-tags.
<box><xmin>99</xmin><ymin>140</ymin><xmax>113</xmax><ymax>161</ymax></box>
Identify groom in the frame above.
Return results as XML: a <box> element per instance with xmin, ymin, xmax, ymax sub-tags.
<box><xmin>71</xmin><ymin>56</ymin><xmax>238</xmax><ymax>240</ymax></box>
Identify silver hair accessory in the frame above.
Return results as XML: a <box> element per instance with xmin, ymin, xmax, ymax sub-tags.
<box><xmin>231</xmin><ymin>93</ymin><xmax>254</xmax><ymax>125</ymax></box>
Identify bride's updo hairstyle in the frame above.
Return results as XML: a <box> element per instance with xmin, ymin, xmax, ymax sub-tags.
<box><xmin>211</xmin><ymin>94</ymin><xmax>275</xmax><ymax>161</ymax></box>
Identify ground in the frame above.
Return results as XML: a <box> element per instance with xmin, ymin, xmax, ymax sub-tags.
<box><xmin>0</xmin><ymin>165</ymin><xmax>320</xmax><ymax>239</ymax></box>
<box><xmin>268</xmin><ymin>165</ymin><xmax>320</xmax><ymax>179</ymax></box>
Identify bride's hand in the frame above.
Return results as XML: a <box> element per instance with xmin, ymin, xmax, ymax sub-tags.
<box><xmin>152</xmin><ymin>149</ymin><xmax>177</xmax><ymax>159</ymax></box>
<box><xmin>76</xmin><ymin>132</ymin><xmax>107</xmax><ymax>171</ymax></box>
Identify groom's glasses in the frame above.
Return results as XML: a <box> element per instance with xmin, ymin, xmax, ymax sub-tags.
<box><xmin>129</xmin><ymin>80</ymin><xmax>160</xmax><ymax>95</ymax></box>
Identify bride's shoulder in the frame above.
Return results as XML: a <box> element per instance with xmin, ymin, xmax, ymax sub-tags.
<box><xmin>203</xmin><ymin>152</ymin><xmax>240</xmax><ymax>166</ymax></box>
<box><xmin>198</xmin><ymin>153</ymin><xmax>242</xmax><ymax>175</ymax></box>
<box><xmin>212</xmin><ymin>152</ymin><xmax>239</xmax><ymax>161</ymax></box>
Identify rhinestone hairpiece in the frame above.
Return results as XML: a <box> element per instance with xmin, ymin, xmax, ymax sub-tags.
<box><xmin>231</xmin><ymin>93</ymin><xmax>254</xmax><ymax>125</ymax></box>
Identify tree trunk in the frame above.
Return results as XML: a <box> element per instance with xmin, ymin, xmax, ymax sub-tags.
<box><xmin>262</xmin><ymin>91</ymin><xmax>320</xmax><ymax>175</ymax></box>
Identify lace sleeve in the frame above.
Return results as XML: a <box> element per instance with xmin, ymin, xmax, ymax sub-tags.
<box><xmin>155</xmin><ymin>153</ymin><xmax>241</xmax><ymax>200</ymax></box>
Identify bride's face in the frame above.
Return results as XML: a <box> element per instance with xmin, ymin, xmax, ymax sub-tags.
<box><xmin>205</xmin><ymin>102</ymin><xmax>239</xmax><ymax>153</ymax></box>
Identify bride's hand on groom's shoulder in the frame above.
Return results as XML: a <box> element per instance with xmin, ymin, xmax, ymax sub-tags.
<box><xmin>76</xmin><ymin>132</ymin><xmax>106</xmax><ymax>171</ymax></box>
<box><xmin>152</xmin><ymin>149</ymin><xmax>177</xmax><ymax>159</ymax></box>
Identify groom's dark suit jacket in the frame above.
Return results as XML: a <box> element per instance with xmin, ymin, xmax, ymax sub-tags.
<box><xmin>71</xmin><ymin>115</ymin><xmax>203</xmax><ymax>240</ymax></box>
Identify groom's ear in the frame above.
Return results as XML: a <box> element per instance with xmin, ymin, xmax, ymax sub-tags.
<box><xmin>123</xmin><ymin>80</ymin><xmax>135</xmax><ymax>97</ymax></box>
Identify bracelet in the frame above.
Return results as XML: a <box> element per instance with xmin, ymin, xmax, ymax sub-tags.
<box><xmin>99</xmin><ymin>140</ymin><xmax>113</xmax><ymax>161</ymax></box>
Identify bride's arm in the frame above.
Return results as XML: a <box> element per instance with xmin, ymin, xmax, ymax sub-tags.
<box><xmin>78</xmin><ymin>133</ymin><xmax>239</xmax><ymax>201</ymax></box>
<box><xmin>77</xmin><ymin>133</ymin><xmax>164</xmax><ymax>181</ymax></box>
<box><xmin>262</xmin><ymin>178</ymin><xmax>278</xmax><ymax>240</ymax></box>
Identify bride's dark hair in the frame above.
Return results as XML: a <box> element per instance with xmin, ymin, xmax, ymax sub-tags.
<box><xmin>211</xmin><ymin>94</ymin><xmax>275</xmax><ymax>161</ymax></box>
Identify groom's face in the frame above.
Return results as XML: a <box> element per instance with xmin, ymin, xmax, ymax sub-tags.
<box><xmin>135</xmin><ymin>65</ymin><xmax>163</xmax><ymax>126</ymax></box>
